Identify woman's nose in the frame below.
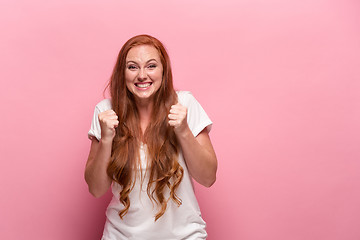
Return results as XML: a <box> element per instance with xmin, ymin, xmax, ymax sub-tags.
<box><xmin>138</xmin><ymin>68</ymin><xmax>147</xmax><ymax>81</ymax></box>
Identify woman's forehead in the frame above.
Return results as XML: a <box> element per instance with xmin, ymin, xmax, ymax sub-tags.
<box><xmin>126</xmin><ymin>45</ymin><xmax>161</xmax><ymax>62</ymax></box>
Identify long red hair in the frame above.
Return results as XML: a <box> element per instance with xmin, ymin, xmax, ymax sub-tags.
<box><xmin>106</xmin><ymin>34</ymin><xmax>183</xmax><ymax>221</ymax></box>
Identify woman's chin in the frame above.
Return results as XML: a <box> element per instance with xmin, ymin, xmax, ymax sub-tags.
<box><xmin>133</xmin><ymin>91</ymin><xmax>155</xmax><ymax>103</ymax></box>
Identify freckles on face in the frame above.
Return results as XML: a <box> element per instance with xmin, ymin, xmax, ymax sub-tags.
<box><xmin>125</xmin><ymin>45</ymin><xmax>163</xmax><ymax>102</ymax></box>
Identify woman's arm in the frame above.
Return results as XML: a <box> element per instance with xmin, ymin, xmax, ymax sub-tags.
<box><xmin>176</xmin><ymin>127</ymin><xmax>217</xmax><ymax>187</ymax></box>
<box><xmin>85</xmin><ymin>138</ymin><xmax>113</xmax><ymax>197</ymax></box>
<box><xmin>85</xmin><ymin>109</ymin><xmax>119</xmax><ymax>197</ymax></box>
<box><xmin>169</xmin><ymin>103</ymin><xmax>217</xmax><ymax>187</ymax></box>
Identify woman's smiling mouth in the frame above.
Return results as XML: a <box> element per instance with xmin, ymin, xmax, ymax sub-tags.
<box><xmin>135</xmin><ymin>82</ymin><xmax>152</xmax><ymax>89</ymax></box>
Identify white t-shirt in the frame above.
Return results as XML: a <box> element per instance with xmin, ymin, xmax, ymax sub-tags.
<box><xmin>88</xmin><ymin>91</ymin><xmax>212</xmax><ymax>240</ymax></box>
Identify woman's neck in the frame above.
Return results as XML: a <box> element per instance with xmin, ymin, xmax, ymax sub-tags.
<box><xmin>135</xmin><ymin>99</ymin><xmax>153</xmax><ymax>133</ymax></box>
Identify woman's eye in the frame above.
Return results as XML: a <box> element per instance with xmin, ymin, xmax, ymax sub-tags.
<box><xmin>128</xmin><ymin>65</ymin><xmax>137</xmax><ymax>70</ymax></box>
<box><xmin>148</xmin><ymin>64</ymin><xmax>156</xmax><ymax>69</ymax></box>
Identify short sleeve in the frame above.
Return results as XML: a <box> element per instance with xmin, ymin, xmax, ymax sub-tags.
<box><xmin>88</xmin><ymin>106</ymin><xmax>102</xmax><ymax>141</ymax></box>
<box><xmin>178</xmin><ymin>91</ymin><xmax>213</xmax><ymax>137</ymax></box>
<box><xmin>88</xmin><ymin>99</ymin><xmax>112</xmax><ymax>141</ymax></box>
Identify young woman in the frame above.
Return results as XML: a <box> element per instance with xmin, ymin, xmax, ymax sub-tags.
<box><xmin>85</xmin><ymin>34</ymin><xmax>217</xmax><ymax>240</ymax></box>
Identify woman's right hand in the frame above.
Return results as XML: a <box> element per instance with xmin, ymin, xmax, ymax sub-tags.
<box><xmin>86</xmin><ymin>110</ymin><xmax>117</xmax><ymax>197</ymax></box>
<box><xmin>98</xmin><ymin>110</ymin><xmax>119</xmax><ymax>142</ymax></box>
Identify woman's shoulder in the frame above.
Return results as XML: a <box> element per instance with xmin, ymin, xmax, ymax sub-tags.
<box><xmin>94</xmin><ymin>98</ymin><xmax>112</xmax><ymax>111</ymax></box>
<box><xmin>176</xmin><ymin>90</ymin><xmax>192</xmax><ymax>97</ymax></box>
<box><xmin>176</xmin><ymin>91</ymin><xmax>196</xmax><ymax>106</ymax></box>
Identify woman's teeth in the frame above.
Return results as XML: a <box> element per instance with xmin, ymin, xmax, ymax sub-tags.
<box><xmin>136</xmin><ymin>83</ymin><xmax>151</xmax><ymax>88</ymax></box>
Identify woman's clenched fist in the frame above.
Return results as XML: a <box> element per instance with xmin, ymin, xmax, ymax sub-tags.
<box><xmin>168</xmin><ymin>103</ymin><xmax>188</xmax><ymax>135</ymax></box>
<box><xmin>98</xmin><ymin>110</ymin><xmax>119</xmax><ymax>141</ymax></box>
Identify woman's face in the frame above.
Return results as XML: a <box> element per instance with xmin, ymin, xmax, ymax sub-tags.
<box><xmin>125</xmin><ymin>44</ymin><xmax>163</xmax><ymax>104</ymax></box>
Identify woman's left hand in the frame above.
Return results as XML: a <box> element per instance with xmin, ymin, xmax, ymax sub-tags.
<box><xmin>168</xmin><ymin>103</ymin><xmax>188</xmax><ymax>134</ymax></box>
<box><xmin>169</xmin><ymin>102</ymin><xmax>217</xmax><ymax>187</ymax></box>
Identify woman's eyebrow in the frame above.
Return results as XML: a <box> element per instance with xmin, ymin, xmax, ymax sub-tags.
<box><xmin>126</xmin><ymin>60</ymin><xmax>138</xmax><ymax>64</ymax></box>
<box><xmin>126</xmin><ymin>59</ymin><xmax>158</xmax><ymax>64</ymax></box>
<box><xmin>146</xmin><ymin>59</ymin><xmax>158</xmax><ymax>63</ymax></box>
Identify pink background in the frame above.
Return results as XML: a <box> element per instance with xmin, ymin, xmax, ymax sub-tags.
<box><xmin>1</xmin><ymin>0</ymin><xmax>359</xmax><ymax>239</ymax></box>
